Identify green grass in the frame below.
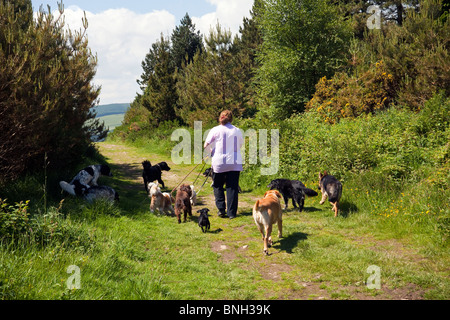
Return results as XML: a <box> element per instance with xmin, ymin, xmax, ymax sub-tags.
<box><xmin>1</xmin><ymin>139</ymin><xmax>449</xmax><ymax>300</ymax></box>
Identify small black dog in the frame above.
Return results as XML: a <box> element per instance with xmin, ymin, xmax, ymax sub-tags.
<box><xmin>203</xmin><ymin>168</ymin><xmax>214</xmax><ymax>180</ymax></box>
<box><xmin>197</xmin><ymin>208</ymin><xmax>210</xmax><ymax>233</ymax></box>
<box><xmin>267</xmin><ymin>179</ymin><xmax>318</xmax><ymax>212</ymax></box>
<box><xmin>142</xmin><ymin>160</ymin><xmax>171</xmax><ymax>192</ymax></box>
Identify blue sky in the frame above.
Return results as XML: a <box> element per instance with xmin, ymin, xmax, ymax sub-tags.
<box><xmin>30</xmin><ymin>0</ymin><xmax>254</xmax><ymax>105</ymax></box>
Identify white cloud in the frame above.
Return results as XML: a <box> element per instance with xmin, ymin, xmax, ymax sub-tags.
<box><xmin>61</xmin><ymin>6</ymin><xmax>176</xmax><ymax>104</ymax></box>
<box><xmin>43</xmin><ymin>1</ymin><xmax>253</xmax><ymax>105</ymax></box>
<box><xmin>192</xmin><ymin>0</ymin><xmax>253</xmax><ymax>37</ymax></box>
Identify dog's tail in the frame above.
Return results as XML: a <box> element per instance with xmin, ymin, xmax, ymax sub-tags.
<box><xmin>163</xmin><ymin>193</ymin><xmax>175</xmax><ymax>204</ymax></box>
<box><xmin>254</xmin><ymin>199</ymin><xmax>261</xmax><ymax>211</ymax></box>
<box><xmin>302</xmin><ymin>187</ymin><xmax>318</xmax><ymax>197</ymax></box>
<box><xmin>175</xmin><ymin>199</ymin><xmax>187</xmax><ymax>211</ymax></box>
<box><xmin>328</xmin><ymin>182</ymin><xmax>343</xmax><ymax>203</ymax></box>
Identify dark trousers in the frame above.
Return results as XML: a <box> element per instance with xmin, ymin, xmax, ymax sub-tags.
<box><xmin>213</xmin><ymin>171</ymin><xmax>240</xmax><ymax>218</ymax></box>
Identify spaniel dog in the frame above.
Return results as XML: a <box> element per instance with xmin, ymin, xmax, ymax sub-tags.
<box><xmin>60</xmin><ymin>164</ymin><xmax>113</xmax><ymax>196</ymax></box>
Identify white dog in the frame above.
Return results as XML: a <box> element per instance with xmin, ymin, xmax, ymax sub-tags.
<box><xmin>148</xmin><ymin>183</ymin><xmax>175</xmax><ymax>215</ymax></box>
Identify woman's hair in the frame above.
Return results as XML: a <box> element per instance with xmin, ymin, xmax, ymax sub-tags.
<box><xmin>219</xmin><ymin>110</ymin><xmax>233</xmax><ymax>125</ymax></box>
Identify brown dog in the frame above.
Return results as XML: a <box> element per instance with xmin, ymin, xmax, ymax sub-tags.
<box><xmin>253</xmin><ymin>190</ymin><xmax>283</xmax><ymax>255</ymax></box>
<box><xmin>175</xmin><ymin>184</ymin><xmax>193</xmax><ymax>224</ymax></box>
<box><xmin>149</xmin><ymin>182</ymin><xmax>175</xmax><ymax>215</ymax></box>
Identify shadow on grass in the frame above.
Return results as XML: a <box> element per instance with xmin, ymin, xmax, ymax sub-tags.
<box><xmin>315</xmin><ymin>199</ymin><xmax>358</xmax><ymax>218</ymax></box>
<box><xmin>339</xmin><ymin>200</ymin><xmax>358</xmax><ymax>218</ymax></box>
<box><xmin>105</xmin><ymin>162</ymin><xmax>150</xmax><ymax>215</ymax></box>
<box><xmin>238</xmin><ymin>209</ymin><xmax>253</xmax><ymax>217</ymax></box>
<box><xmin>274</xmin><ymin>232</ymin><xmax>309</xmax><ymax>254</ymax></box>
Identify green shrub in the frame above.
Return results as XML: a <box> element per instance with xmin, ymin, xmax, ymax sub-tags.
<box><xmin>276</xmin><ymin>94</ymin><xmax>449</xmax><ymax>183</ymax></box>
<box><xmin>0</xmin><ymin>198</ymin><xmax>95</xmax><ymax>250</ymax></box>
<box><xmin>0</xmin><ymin>199</ymin><xmax>30</xmax><ymax>240</ymax></box>
<box><xmin>30</xmin><ymin>207</ymin><xmax>95</xmax><ymax>250</ymax></box>
<box><xmin>305</xmin><ymin>61</ymin><xmax>397</xmax><ymax>124</ymax></box>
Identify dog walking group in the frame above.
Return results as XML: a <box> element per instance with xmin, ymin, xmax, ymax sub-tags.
<box><xmin>59</xmin><ymin>110</ymin><xmax>343</xmax><ymax>255</ymax></box>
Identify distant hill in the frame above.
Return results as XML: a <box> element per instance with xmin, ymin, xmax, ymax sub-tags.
<box><xmin>92</xmin><ymin>103</ymin><xmax>130</xmax><ymax>118</ymax></box>
<box><xmin>90</xmin><ymin>103</ymin><xmax>130</xmax><ymax>141</ymax></box>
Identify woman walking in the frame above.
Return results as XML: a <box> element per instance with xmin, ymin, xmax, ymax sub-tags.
<box><xmin>204</xmin><ymin>110</ymin><xmax>244</xmax><ymax>219</ymax></box>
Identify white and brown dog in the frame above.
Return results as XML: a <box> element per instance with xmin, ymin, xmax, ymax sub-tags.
<box><xmin>148</xmin><ymin>182</ymin><xmax>175</xmax><ymax>215</ymax></box>
<box><xmin>253</xmin><ymin>190</ymin><xmax>283</xmax><ymax>255</ymax></box>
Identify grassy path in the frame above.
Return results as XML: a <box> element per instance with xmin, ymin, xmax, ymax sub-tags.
<box><xmin>94</xmin><ymin>141</ymin><xmax>448</xmax><ymax>300</ymax></box>
<box><xmin>1</xmin><ymin>143</ymin><xmax>447</xmax><ymax>300</ymax></box>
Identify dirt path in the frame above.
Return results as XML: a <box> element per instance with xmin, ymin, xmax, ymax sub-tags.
<box><xmin>96</xmin><ymin>142</ymin><xmax>431</xmax><ymax>300</ymax></box>
<box><xmin>97</xmin><ymin>142</ymin><xmax>259</xmax><ymax>210</ymax></box>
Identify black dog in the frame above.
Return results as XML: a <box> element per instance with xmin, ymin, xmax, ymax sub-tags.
<box><xmin>267</xmin><ymin>179</ymin><xmax>318</xmax><ymax>212</ymax></box>
<box><xmin>203</xmin><ymin>168</ymin><xmax>214</xmax><ymax>180</ymax></box>
<box><xmin>142</xmin><ymin>160</ymin><xmax>171</xmax><ymax>192</ymax></box>
<box><xmin>197</xmin><ymin>208</ymin><xmax>210</xmax><ymax>233</ymax></box>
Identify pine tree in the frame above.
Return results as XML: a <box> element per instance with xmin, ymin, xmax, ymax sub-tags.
<box><xmin>176</xmin><ymin>23</ymin><xmax>248</xmax><ymax>126</ymax></box>
<box><xmin>140</xmin><ymin>35</ymin><xmax>178</xmax><ymax>126</ymax></box>
<box><xmin>171</xmin><ymin>13</ymin><xmax>203</xmax><ymax>70</ymax></box>
<box><xmin>375</xmin><ymin>0</ymin><xmax>420</xmax><ymax>26</ymax></box>
<box><xmin>233</xmin><ymin>1</ymin><xmax>263</xmax><ymax>116</ymax></box>
<box><xmin>306</xmin><ymin>0</ymin><xmax>449</xmax><ymax>122</ymax></box>
<box><xmin>0</xmin><ymin>1</ymin><xmax>105</xmax><ymax>181</ymax></box>
<box><xmin>364</xmin><ymin>0</ymin><xmax>449</xmax><ymax>109</ymax></box>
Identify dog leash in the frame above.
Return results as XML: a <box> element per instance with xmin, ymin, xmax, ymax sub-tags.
<box><xmin>195</xmin><ymin>173</ymin><xmax>212</xmax><ymax>197</ymax></box>
<box><xmin>192</xmin><ymin>161</ymin><xmax>207</xmax><ymax>187</ymax></box>
<box><xmin>170</xmin><ymin>154</ymin><xmax>210</xmax><ymax>195</ymax></box>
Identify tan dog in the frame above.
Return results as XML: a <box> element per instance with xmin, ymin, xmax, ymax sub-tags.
<box><xmin>148</xmin><ymin>182</ymin><xmax>175</xmax><ymax>215</ymax></box>
<box><xmin>175</xmin><ymin>184</ymin><xmax>193</xmax><ymax>224</ymax></box>
<box><xmin>253</xmin><ymin>190</ymin><xmax>283</xmax><ymax>255</ymax></box>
